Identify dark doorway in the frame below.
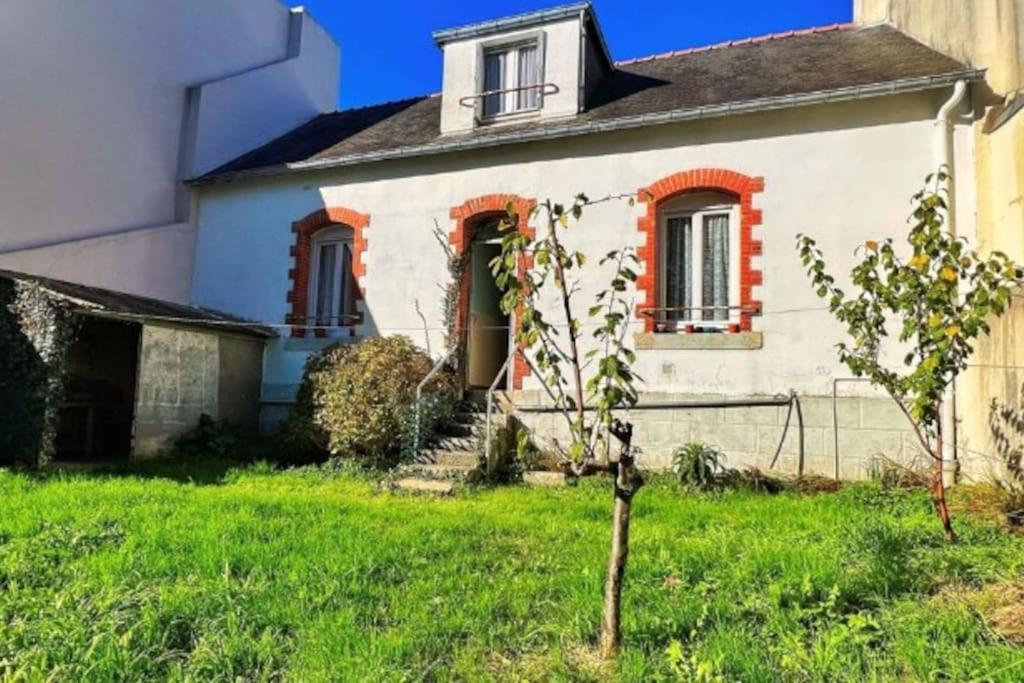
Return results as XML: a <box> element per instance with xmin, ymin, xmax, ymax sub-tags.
<box><xmin>55</xmin><ymin>316</ymin><xmax>140</xmax><ymax>462</ymax></box>
<box><xmin>466</xmin><ymin>221</ymin><xmax>510</xmax><ymax>389</ymax></box>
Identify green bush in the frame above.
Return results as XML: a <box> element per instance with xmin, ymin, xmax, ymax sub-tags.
<box><xmin>671</xmin><ymin>442</ymin><xmax>727</xmax><ymax>491</ymax></box>
<box><xmin>287</xmin><ymin>336</ymin><xmax>458</xmax><ymax>468</ymax></box>
<box><xmin>174</xmin><ymin>414</ymin><xmax>242</xmax><ymax>459</ymax></box>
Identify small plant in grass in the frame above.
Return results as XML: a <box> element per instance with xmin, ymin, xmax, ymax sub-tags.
<box><xmin>174</xmin><ymin>414</ymin><xmax>242</xmax><ymax>459</ymax></box>
<box><xmin>472</xmin><ymin>419</ymin><xmax>537</xmax><ymax>485</ymax></box>
<box><xmin>671</xmin><ymin>442</ymin><xmax>727</xmax><ymax>491</ymax></box>
<box><xmin>491</xmin><ymin>192</ymin><xmax>643</xmax><ymax>659</ymax></box>
<box><xmin>798</xmin><ymin>170</ymin><xmax>1024</xmax><ymax>542</ymax></box>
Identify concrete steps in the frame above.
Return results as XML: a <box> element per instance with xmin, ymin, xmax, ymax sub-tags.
<box><xmin>390</xmin><ymin>389</ymin><xmax>518</xmax><ymax>495</ymax></box>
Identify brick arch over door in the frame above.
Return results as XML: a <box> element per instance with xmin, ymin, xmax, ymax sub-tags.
<box><xmin>635</xmin><ymin>169</ymin><xmax>764</xmax><ymax>333</ymax></box>
<box><xmin>287</xmin><ymin>206</ymin><xmax>370</xmax><ymax>338</ymax></box>
<box><xmin>449</xmin><ymin>194</ymin><xmax>536</xmax><ymax>389</ymax></box>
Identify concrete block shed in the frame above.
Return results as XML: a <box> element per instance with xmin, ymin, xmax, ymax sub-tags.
<box><xmin>0</xmin><ymin>270</ymin><xmax>273</xmax><ymax>464</ymax></box>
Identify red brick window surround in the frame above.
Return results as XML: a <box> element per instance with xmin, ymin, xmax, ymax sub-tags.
<box><xmin>449</xmin><ymin>194</ymin><xmax>536</xmax><ymax>389</ymax></box>
<box><xmin>636</xmin><ymin>169</ymin><xmax>764</xmax><ymax>333</ymax></box>
<box><xmin>287</xmin><ymin>207</ymin><xmax>370</xmax><ymax>338</ymax></box>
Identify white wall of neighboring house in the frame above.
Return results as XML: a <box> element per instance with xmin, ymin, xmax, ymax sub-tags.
<box><xmin>0</xmin><ymin>0</ymin><xmax>339</xmax><ymax>302</ymax></box>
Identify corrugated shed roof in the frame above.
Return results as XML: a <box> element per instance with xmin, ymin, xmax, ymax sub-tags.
<box><xmin>0</xmin><ymin>270</ymin><xmax>275</xmax><ymax>338</ymax></box>
<box><xmin>197</xmin><ymin>24</ymin><xmax>975</xmax><ymax>184</ymax></box>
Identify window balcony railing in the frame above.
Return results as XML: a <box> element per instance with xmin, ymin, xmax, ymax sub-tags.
<box><xmin>639</xmin><ymin>305</ymin><xmax>760</xmax><ymax>333</ymax></box>
<box><xmin>458</xmin><ymin>82</ymin><xmax>560</xmax><ymax>110</ymax></box>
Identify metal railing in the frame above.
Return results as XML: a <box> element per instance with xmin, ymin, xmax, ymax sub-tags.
<box><xmin>458</xmin><ymin>82</ymin><xmax>560</xmax><ymax>109</ymax></box>
<box><xmin>639</xmin><ymin>304</ymin><xmax>760</xmax><ymax>329</ymax></box>
<box><xmin>483</xmin><ymin>347</ymin><xmax>517</xmax><ymax>475</ymax></box>
<box><xmin>413</xmin><ymin>347</ymin><xmax>459</xmax><ymax>458</ymax></box>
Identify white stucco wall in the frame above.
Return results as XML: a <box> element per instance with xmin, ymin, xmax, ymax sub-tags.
<box><xmin>439</xmin><ymin>17</ymin><xmax>583</xmax><ymax>134</ymax></box>
<box><xmin>191</xmin><ymin>90</ymin><xmax>975</xmax><ymax>417</ymax></box>
<box><xmin>0</xmin><ymin>1</ymin><xmax>338</xmax><ymax>303</ymax></box>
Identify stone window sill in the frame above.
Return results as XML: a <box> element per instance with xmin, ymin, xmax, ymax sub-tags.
<box><xmin>634</xmin><ymin>331</ymin><xmax>763</xmax><ymax>350</ymax></box>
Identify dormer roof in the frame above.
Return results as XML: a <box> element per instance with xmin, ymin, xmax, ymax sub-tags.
<box><xmin>431</xmin><ymin>1</ymin><xmax>612</xmax><ymax>69</ymax></box>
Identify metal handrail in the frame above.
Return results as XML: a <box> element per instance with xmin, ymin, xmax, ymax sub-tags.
<box><xmin>413</xmin><ymin>347</ymin><xmax>459</xmax><ymax>458</ymax></box>
<box><xmin>458</xmin><ymin>82</ymin><xmax>560</xmax><ymax>108</ymax></box>
<box><xmin>484</xmin><ymin>347</ymin><xmax>517</xmax><ymax>475</ymax></box>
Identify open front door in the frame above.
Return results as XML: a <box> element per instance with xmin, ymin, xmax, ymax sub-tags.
<box><xmin>466</xmin><ymin>241</ymin><xmax>509</xmax><ymax>388</ymax></box>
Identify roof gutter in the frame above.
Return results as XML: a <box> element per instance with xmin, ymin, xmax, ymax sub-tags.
<box><xmin>190</xmin><ymin>69</ymin><xmax>985</xmax><ymax>187</ymax></box>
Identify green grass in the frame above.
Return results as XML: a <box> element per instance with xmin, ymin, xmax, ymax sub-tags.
<box><xmin>1</xmin><ymin>465</ymin><xmax>1023</xmax><ymax>682</ymax></box>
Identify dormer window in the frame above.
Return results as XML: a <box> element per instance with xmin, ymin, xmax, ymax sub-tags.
<box><xmin>481</xmin><ymin>41</ymin><xmax>543</xmax><ymax>118</ymax></box>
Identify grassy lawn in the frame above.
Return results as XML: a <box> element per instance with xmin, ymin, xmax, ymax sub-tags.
<box><xmin>2</xmin><ymin>465</ymin><xmax>1023</xmax><ymax>682</ymax></box>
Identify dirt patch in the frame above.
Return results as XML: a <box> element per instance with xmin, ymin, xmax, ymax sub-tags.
<box><xmin>935</xmin><ymin>580</ymin><xmax>1024</xmax><ymax>645</ymax></box>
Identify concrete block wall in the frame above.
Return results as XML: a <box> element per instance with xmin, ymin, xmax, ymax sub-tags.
<box><xmin>134</xmin><ymin>326</ymin><xmax>219</xmax><ymax>456</ymax></box>
<box><xmin>134</xmin><ymin>325</ymin><xmax>265</xmax><ymax>457</ymax></box>
<box><xmin>513</xmin><ymin>392</ymin><xmax>926</xmax><ymax>480</ymax></box>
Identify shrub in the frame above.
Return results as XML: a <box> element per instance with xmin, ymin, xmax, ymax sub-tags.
<box><xmin>275</xmin><ymin>345</ymin><xmax>346</xmax><ymax>462</ymax></box>
<box><xmin>671</xmin><ymin>442</ymin><xmax>726</xmax><ymax>491</ymax></box>
<box><xmin>291</xmin><ymin>336</ymin><xmax>458</xmax><ymax>468</ymax></box>
<box><xmin>174</xmin><ymin>414</ymin><xmax>242</xmax><ymax>459</ymax></box>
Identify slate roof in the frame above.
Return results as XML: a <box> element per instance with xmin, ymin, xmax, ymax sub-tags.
<box><xmin>0</xmin><ymin>270</ymin><xmax>275</xmax><ymax>338</ymax></box>
<box><xmin>196</xmin><ymin>24</ymin><xmax>977</xmax><ymax>184</ymax></box>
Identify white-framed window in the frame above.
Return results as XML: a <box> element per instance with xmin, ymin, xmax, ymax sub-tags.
<box><xmin>309</xmin><ymin>226</ymin><xmax>357</xmax><ymax>331</ymax></box>
<box><xmin>481</xmin><ymin>40</ymin><xmax>543</xmax><ymax>118</ymax></box>
<box><xmin>659</xmin><ymin>193</ymin><xmax>740</xmax><ymax>330</ymax></box>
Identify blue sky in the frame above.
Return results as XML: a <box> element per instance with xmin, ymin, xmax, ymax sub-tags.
<box><xmin>289</xmin><ymin>1</ymin><xmax>852</xmax><ymax>109</ymax></box>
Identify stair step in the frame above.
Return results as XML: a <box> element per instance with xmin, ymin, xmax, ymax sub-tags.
<box><xmin>391</xmin><ymin>478</ymin><xmax>456</xmax><ymax>495</ymax></box>
<box><xmin>432</xmin><ymin>435</ymin><xmax>480</xmax><ymax>452</ymax></box>
<box><xmin>395</xmin><ymin>462</ymin><xmax>477</xmax><ymax>481</ymax></box>
<box><xmin>523</xmin><ymin>471</ymin><xmax>566</xmax><ymax>487</ymax></box>
<box><xmin>424</xmin><ymin>450</ymin><xmax>478</xmax><ymax>468</ymax></box>
<box><xmin>439</xmin><ymin>422</ymin><xmax>485</xmax><ymax>438</ymax></box>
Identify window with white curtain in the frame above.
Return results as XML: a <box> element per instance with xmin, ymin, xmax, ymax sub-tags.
<box><xmin>482</xmin><ymin>40</ymin><xmax>542</xmax><ymax>118</ymax></box>
<box><xmin>309</xmin><ymin>226</ymin><xmax>356</xmax><ymax>331</ymax></box>
<box><xmin>660</xmin><ymin>194</ymin><xmax>739</xmax><ymax>329</ymax></box>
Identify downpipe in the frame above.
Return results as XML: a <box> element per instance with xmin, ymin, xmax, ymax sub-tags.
<box><xmin>934</xmin><ymin>79</ymin><xmax>967</xmax><ymax>487</ymax></box>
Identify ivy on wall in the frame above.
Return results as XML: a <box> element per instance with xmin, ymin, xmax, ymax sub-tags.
<box><xmin>0</xmin><ymin>280</ymin><xmax>78</xmax><ymax>467</ymax></box>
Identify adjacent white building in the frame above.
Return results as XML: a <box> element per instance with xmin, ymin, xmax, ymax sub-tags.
<box><xmin>0</xmin><ymin>0</ymin><xmax>339</xmax><ymax>302</ymax></box>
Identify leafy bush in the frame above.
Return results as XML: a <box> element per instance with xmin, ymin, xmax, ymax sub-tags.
<box><xmin>275</xmin><ymin>345</ymin><xmax>346</xmax><ymax>462</ymax></box>
<box><xmin>671</xmin><ymin>442</ymin><xmax>727</xmax><ymax>491</ymax></box>
<box><xmin>288</xmin><ymin>336</ymin><xmax>458</xmax><ymax>468</ymax></box>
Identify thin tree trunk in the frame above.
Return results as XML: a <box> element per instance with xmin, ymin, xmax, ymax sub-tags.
<box><xmin>933</xmin><ymin>457</ymin><xmax>958</xmax><ymax>543</ymax></box>
<box><xmin>546</xmin><ymin>210</ymin><xmax>586</xmax><ymax>438</ymax></box>
<box><xmin>600</xmin><ymin>423</ymin><xmax>639</xmax><ymax>660</ymax></box>
<box><xmin>895</xmin><ymin>397</ymin><xmax>958</xmax><ymax>542</ymax></box>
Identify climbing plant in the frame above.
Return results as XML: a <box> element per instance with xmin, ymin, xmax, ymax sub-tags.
<box><xmin>432</xmin><ymin>220</ymin><xmax>470</xmax><ymax>362</ymax></box>
<box><xmin>491</xmin><ymin>192</ymin><xmax>642</xmax><ymax>659</ymax></box>
<box><xmin>797</xmin><ymin>170</ymin><xmax>1024</xmax><ymax>541</ymax></box>
<box><xmin>0</xmin><ymin>280</ymin><xmax>78</xmax><ymax>467</ymax></box>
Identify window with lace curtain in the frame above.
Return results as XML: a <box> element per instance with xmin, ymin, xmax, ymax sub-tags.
<box><xmin>660</xmin><ymin>193</ymin><xmax>740</xmax><ymax>330</ymax></box>
<box><xmin>309</xmin><ymin>226</ymin><xmax>357</xmax><ymax>333</ymax></box>
<box><xmin>481</xmin><ymin>40</ymin><xmax>542</xmax><ymax>118</ymax></box>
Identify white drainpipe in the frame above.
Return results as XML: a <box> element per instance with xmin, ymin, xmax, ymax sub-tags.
<box><xmin>934</xmin><ymin>79</ymin><xmax>967</xmax><ymax>485</ymax></box>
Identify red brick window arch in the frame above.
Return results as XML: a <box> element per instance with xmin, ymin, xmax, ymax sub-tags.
<box><xmin>449</xmin><ymin>194</ymin><xmax>536</xmax><ymax>389</ymax></box>
<box><xmin>287</xmin><ymin>207</ymin><xmax>369</xmax><ymax>338</ymax></box>
<box><xmin>635</xmin><ymin>169</ymin><xmax>764</xmax><ymax>333</ymax></box>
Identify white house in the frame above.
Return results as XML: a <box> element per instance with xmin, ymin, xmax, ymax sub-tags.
<box><xmin>0</xmin><ymin>0</ymin><xmax>339</xmax><ymax>303</ymax></box>
<box><xmin>185</xmin><ymin>3</ymin><xmax>996</xmax><ymax>478</ymax></box>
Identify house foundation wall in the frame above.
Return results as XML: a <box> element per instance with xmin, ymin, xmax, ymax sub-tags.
<box><xmin>513</xmin><ymin>392</ymin><xmax>940</xmax><ymax>480</ymax></box>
